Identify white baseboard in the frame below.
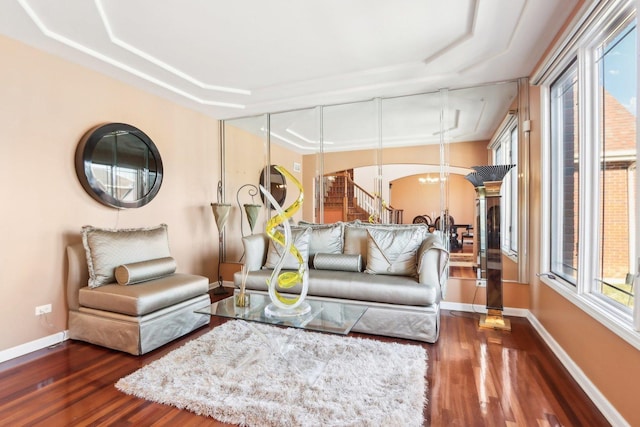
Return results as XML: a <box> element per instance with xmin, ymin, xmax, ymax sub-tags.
<box><xmin>0</xmin><ymin>330</ymin><xmax>68</xmax><ymax>364</ymax></box>
<box><xmin>526</xmin><ymin>313</ymin><xmax>629</xmax><ymax>427</ymax></box>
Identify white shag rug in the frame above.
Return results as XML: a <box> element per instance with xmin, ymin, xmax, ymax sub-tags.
<box><xmin>116</xmin><ymin>320</ymin><xmax>427</xmax><ymax>426</ymax></box>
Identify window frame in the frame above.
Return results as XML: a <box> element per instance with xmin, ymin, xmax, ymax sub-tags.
<box><xmin>549</xmin><ymin>62</ymin><xmax>580</xmax><ymax>285</ymax></box>
<box><xmin>489</xmin><ymin>114</ymin><xmax>519</xmax><ymax>259</ymax></box>
<box><xmin>537</xmin><ymin>0</ymin><xmax>640</xmax><ymax>349</ymax></box>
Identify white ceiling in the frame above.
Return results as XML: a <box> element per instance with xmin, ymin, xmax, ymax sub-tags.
<box><xmin>0</xmin><ymin>0</ymin><xmax>578</xmax><ymax>154</ymax></box>
<box><xmin>0</xmin><ymin>0</ymin><xmax>576</xmax><ymax>118</ymax></box>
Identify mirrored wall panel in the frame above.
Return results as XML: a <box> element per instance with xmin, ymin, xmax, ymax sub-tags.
<box><xmin>319</xmin><ymin>100</ymin><xmax>381</xmax><ymax>224</ymax></box>
<box><xmin>221</xmin><ymin>80</ymin><xmax>528</xmax><ymax>282</ymax></box>
<box><xmin>222</xmin><ymin>114</ymin><xmax>267</xmax><ymax>262</ymax></box>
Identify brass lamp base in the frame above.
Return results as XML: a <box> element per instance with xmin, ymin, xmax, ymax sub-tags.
<box><xmin>479</xmin><ymin>309</ymin><xmax>511</xmax><ymax>331</ymax></box>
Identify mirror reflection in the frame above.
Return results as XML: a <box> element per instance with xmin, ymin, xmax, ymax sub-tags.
<box><xmin>75</xmin><ymin>123</ymin><xmax>163</xmax><ymax>209</ymax></box>
<box><xmin>221</xmin><ymin>80</ymin><xmax>526</xmax><ymax>282</ymax></box>
<box><xmin>259</xmin><ymin>166</ymin><xmax>287</xmax><ymax>207</ymax></box>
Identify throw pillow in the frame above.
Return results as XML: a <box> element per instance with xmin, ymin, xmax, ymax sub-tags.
<box><xmin>263</xmin><ymin>226</ymin><xmax>312</xmax><ymax>270</ymax></box>
<box><xmin>82</xmin><ymin>224</ymin><xmax>171</xmax><ymax>288</ymax></box>
<box><xmin>114</xmin><ymin>257</ymin><xmax>177</xmax><ymax>285</ymax></box>
<box><xmin>313</xmin><ymin>253</ymin><xmax>362</xmax><ymax>272</ymax></box>
<box><xmin>343</xmin><ymin>224</ymin><xmax>370</xmax><ymax>260</ymax></box>
<box><xmin>344</xmin><ymin>222</ymin><xmax>429</xmax><ymax>267</ymax></box>
<box><xmin>365</xmin><ymin>227</ymin><xmax>423</xmax><ymax>276</ymax></box>
<box><xmin>295</xmin><ymin>222</ymin><xmax>344</xmax><ymax>256</ymax></box>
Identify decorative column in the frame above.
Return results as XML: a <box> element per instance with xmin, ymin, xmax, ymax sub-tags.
<box><xmin>466</xmin><ymin>165</ymin><xmax>515</xmax><ymax>331</ymax></box>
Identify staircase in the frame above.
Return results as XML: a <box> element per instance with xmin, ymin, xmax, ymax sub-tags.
<box><xmin>321</xmin><ymin>170</ymin><xmax>402</xmax><ymax>223</ymax></box>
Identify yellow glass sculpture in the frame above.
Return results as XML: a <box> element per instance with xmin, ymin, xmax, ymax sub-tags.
<box><xmin>259</xmin><ymin>165</ymin><xmax>310</xmax><ymax>316</ymax></box>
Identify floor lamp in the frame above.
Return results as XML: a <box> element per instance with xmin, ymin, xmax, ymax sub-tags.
<box><xmin>211</xmin><ymin>182</ymin><xmax>231</xmax><ymax>295</ymax></box>
<box><xmin>466</xmin><ymin>165</ymin><xmax>515</xmax><ymax>331</ymax></box>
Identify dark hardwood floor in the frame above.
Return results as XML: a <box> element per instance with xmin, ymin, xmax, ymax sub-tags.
<box><xmin>0</xmin><ymin>290</ymin><xmax>609</xmax><ymax>426</ymax></box>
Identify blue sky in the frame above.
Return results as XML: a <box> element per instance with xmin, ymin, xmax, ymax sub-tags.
<box><xmin>603</xmin><ymin>21</ymin><xmax>637</xmax><ymax>116</ymax></box>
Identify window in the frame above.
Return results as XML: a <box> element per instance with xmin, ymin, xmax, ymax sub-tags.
<box><xmin>550</xmin><ymin>63</ymin><xmax>580</xmax><ymax>284</ymax></box>
<box><xmin>540</xmin><ymin>0</ymin><xmax>638</xmax><ymax>337</ymax></box>
<box><xmin>491</xmin><ymin>116</ymin><xmax>518</xmax><ymax>255</ymax></box>
<box><xmin>594</xmin><ymin>19</ymin><xmax>637</xmax><ymax>310</ymax></box>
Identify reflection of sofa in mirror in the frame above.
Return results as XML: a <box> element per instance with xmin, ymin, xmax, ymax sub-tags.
<box><xmin>224</xmin><ymin>81</ymin><xmax>526</xmax><ymax>282</ymax></box>
<box><xmin>66</xmin><ymin>224</ymin><xmax>211</xmax><ymax>355</ymax></box>
<box><xmin>234</xmin><ymin>221</ymin><xmax>449</xmax><ymax>343</ymax></box>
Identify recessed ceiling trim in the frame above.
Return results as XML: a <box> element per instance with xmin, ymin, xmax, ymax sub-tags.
<box><xmin>94</xmin><ymin>0</ymin><xmax>251</xmax><ymax>96</ymax></box>
<box><xmin>248</xmin><ymin>72</ymin><xmax>451</xmax><ymax>113</ymax></box>
<box><xmin>471</xmin><ymin>97</ymin><xmax>487</xmax><ymax>133</ymax></box>
<box><xmin>423</xmin><ymin>0</ymin><xmax>479</xmax><ymax>66</ymax></box>
<box><xmin>285</xmin><ymin>129</ymin><xmax>334</xmax><ymax>145</ymax></box>
<box><xmin>265</xmin><ymin>130</ymin><xmax>316</xmax><ymax>151</ymax></box>
<box><xmin>18</xmin><ymin>0</ymin><xmax>245</xmax><ymax>109</ymax></box>
<box><xmin>431</xmin><ymin>110</ymin><xmax>461</xmax><ymax>135</ymax></box>
<box><xmin>459</xmin><ymin>0</ymin><xmax>528</xmax><ymax>73</ymax></box>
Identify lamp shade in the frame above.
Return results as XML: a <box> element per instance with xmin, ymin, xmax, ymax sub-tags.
<box><xmin>464</xmin><ymin>172</ymin><xmax>485</xmax><ymax>188</ymax></box>
<box><xmin>471</xmin><ymin>164</ymin><xmax>515</xmax><ymax>183</ymax></box>
<box><xmin>244</xmin><ymin>204</ymin><xmax>261</xmax><ymax>234</ymax></box>
<box><xmin>211</xmin><ymin>203</ymin><xmax>231</xmax><ymax>231</ymax></box>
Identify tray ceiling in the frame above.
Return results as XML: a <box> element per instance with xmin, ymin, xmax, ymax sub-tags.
<box><xmin>0</xmin><ymin>0</ymin><xmax>577</xmax><ymax>126</ymax></box>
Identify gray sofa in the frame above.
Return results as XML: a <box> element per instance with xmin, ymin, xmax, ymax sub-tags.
<box><xmin>66</xmin><ymin>224</ymin><xmax>211</xmax><ymax>355</ymax></box>
<box><xmin>234</xmin><ymin>221</ymin><xmax>449</xmax><ymax>343</ymax></box>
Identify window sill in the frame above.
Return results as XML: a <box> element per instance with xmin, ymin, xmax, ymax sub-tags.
<box><xmin>540</xmin><ymin>276</ymin><xmax>640</xmax><ymax>352</ymax></box>
<box><xmin>502</xmin><ymin>249</ymin><xmax>518</xmax><ymax>263</ymax></box>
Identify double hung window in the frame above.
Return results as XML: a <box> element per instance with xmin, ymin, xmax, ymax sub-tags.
<box><xmin>550</xmin><ymin>64</ymin><xmax>580</xmax><ymax>285</ymax></box>
<box><xmin>594</xmin><ymin>19</ymin><xmax>637</xmax><ymax>310</ymax></box>
<box><xmin>544</xmin><ymin>0</ymin><xmax>638</xmax><ymax>334</ymax></box>
<box><xmin>491</xmin><ymin>116</ymin><xmax>519</xmax><ymax>256</ymax></box>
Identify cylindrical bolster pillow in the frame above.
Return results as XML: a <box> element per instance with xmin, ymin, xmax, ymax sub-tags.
<box><xmin>114</xmin><ymin>257</ymin><xmax>177</xmax><ymax>285</ymax></box>
<box><xmin>313</xmin><ymin>253</ymin><xmax>362</xmax><ymax>272</ymax></box>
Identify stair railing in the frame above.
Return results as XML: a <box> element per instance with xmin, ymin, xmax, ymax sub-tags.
<box><xmin>323</xmin><ymin>172</ymin><xmax>403</xmax><ymax>224</ymax></box>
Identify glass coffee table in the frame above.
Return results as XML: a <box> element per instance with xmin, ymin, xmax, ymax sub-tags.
<box><xmin>195</xmin><ymin>291</ymin><xmax>368</xmax><ymax>385</ymax></box>
<box><xmin>195</xmin><ymin>291</ymin><xmax>367</xmax><ymax>335</ymax></box>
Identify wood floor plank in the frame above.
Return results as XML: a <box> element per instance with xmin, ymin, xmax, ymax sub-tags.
<box><xmin>0</xmin><ymin>290</ymin><xmax>611</xmax><ymax>426</ymax></box>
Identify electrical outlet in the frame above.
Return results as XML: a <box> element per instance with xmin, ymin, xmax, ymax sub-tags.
<box><xmin>476</xmin><ymin>280</ymin><xmax>486</xmax><ymax>288</ymax></box>
<box><xmin>35</xmin><ymin>304</ymin><xmax>52</xmax><ymax>315</ymax></box>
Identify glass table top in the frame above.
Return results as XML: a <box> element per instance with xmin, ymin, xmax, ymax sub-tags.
<box><xmin>195</xmin><ymin>291</ymin><xmax>368</xmax><ymax>335</ymax></box>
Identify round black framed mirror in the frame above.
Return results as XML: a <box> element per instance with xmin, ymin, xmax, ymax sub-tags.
<box><xmin>259</xmin><ymin>165</ymin><xmax>287</xmax><ymax>208</ymax></box>
<box><xmin>75</xmin><ymin>123</ymin><xmax>163</xmax><ymax>209</ymax></box>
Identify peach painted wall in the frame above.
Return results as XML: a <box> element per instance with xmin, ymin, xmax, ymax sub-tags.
<box><xmin>527</xmin><ymin>86</ymin><xmax>640</xmax><ymax>426</ymax></box>
<box><xmin>445</xmin><ymin>278</ymin><xmax>530</xmax><ymax>309</ymax></box>
<box><xmin>391</xmin><ymin>173</ymin><xmax>477</xmax><ymax>226</ymax></box>
<box><xmin>0</xmin><ymin>35</ymin><xmax>220</xmax><ymax>351</ymax></box>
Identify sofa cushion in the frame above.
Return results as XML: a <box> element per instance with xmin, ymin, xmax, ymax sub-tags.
<box><xmin>365</xmin><ymin>227</ymin><xmax>424</xmax><ymax>276</ymax></box>
<box><xmin>295</xmin><ymin>222</ymin><xmax>344</xmax><ymax>257</ymax></box>
<box><xmin>237</xmin><ymin>269</ymin><xmax>437</xmax><ymax>306</ymax></box>
<box><xmin>313</xmin><ymin>253</ymin><xmax>362</xmax><ymax>272</ymax></box>
<box><xmin>115</xmin><ymin>257</ymin><xmax>177</xmax><ymax>285</ymax></box>
<box><xmin>343</xmin><ymin>223</ymin><xmax>429</xmax><ymax>269</ymax></box>
<box><xmin>264</xmin><ymin>226</ymin><xmax>311</xmax><ymax>270</ymax></box>
<box><xmin>78</xmin><ymin>273</ymin><xmax>208</xmax><ymax>316</ymax></box>
<box><xmin>82</xmin><ymin>224</ymin><xmax>172</xmax><ymax>288</ymax></box>
<box><xmin>343</xmin><ymin>225</ymin><xmax>370</xmax><ymax>262</ymax></box>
